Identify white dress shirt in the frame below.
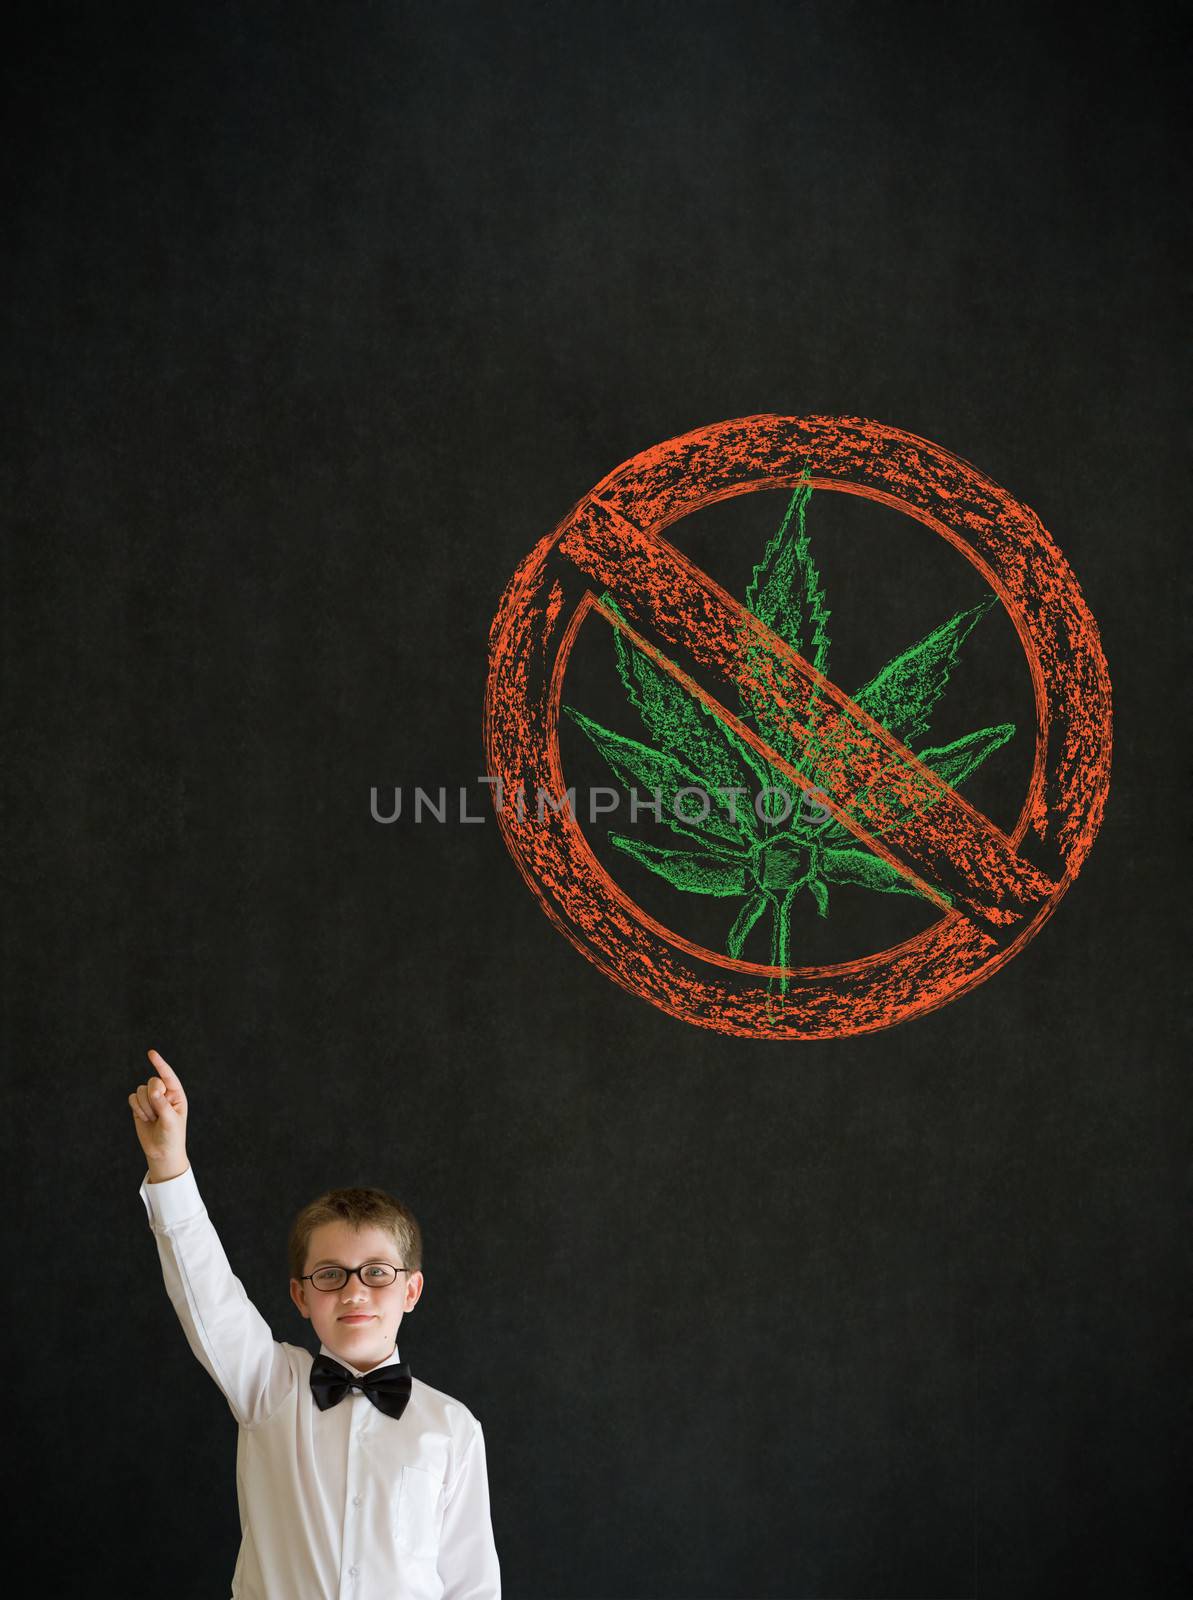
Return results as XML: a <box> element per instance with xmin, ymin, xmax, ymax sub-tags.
<box><xmin>139</xmin><ymin>1164</ymin><xmax>501</xmax><ymax>1600</ymax></box>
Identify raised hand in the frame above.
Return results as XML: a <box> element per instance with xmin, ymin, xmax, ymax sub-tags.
<box><xmin>129</xmin><ymin>1047</ymin><xmax>190</xmax><ymax>1181</ymax></box>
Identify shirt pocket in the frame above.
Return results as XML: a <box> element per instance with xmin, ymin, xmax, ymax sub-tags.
<box><xmin>394</xmin><ymin>1464</ymin><xmax>443</xmax><ymax>1561</ymax></box>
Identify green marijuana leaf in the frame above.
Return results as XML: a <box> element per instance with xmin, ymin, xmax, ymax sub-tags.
<box><xmin>739</xmin><ymin>473</ymin><xmax>831</xmax><ymax>822</ymax></box>
<box><xmin>562</xmin><ymin>476</ymin><xmax>1014</xmax><ymax>996</ymax></box>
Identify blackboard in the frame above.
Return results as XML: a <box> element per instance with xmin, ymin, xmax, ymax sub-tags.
<box><xmin>6</xmin><ymin>3</ymin><xmax>1187</xmax><ymax>1595</ymax></box>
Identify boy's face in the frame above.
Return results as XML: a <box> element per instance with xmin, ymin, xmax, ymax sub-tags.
<box><xmin>289</xmin><ymin>1219</ymin><xmax>424</xmax><ymax>1373</ymax></box>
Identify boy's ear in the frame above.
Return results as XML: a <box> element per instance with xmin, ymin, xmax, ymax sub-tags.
<box><xmin>289</xmin><ymin>1278</ymin><xmax>310</xmax><ymax>1320</ymax></box>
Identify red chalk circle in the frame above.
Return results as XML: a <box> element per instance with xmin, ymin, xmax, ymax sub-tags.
<box><xmin>482</xmin><ymin>415</ymin><xmax>1112</xmax><ymax>1038</ymax></box>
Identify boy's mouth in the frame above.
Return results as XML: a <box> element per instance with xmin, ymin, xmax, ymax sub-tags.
<box><xmin>339</xmin><ymin>1314</ymin><xmax>375</xmax><ymax>1323</ymax></box>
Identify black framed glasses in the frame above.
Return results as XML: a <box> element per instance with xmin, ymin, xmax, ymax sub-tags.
<box><xmin>300</xmin><ymin>1263</ymin><xmax>411</xmax><ymax>1292</ymax></box>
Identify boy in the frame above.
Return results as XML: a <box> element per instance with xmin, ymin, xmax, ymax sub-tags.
<box><xmin>130</xmin><ymin>1047</ymin><xmax>501</xmax><ymax>1600</ymax></box>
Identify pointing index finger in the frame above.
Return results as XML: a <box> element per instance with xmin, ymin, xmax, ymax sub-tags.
<box><xmin>146</xmin><ymin>1048</ymin><xmax>182</xmax><ymax>1090</ymax></box>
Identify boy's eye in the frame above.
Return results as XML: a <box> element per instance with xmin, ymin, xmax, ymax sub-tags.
<box><xmin>363</xmin><ymin>1265</ymin><xmax>389</xmax><ymax>1280</ymax></box>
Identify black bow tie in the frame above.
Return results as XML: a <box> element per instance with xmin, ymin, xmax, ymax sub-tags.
<box><xmin>310</xmin><ymin>1353</ymin><xmax>413</xmax><ymax>1421</ymax></box>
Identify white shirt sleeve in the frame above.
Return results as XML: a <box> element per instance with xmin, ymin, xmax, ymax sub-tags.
<box><xmin>437</xmin><ymin>1415</ymin><xmax>501</xmax><ymax>1598</ymax></box>
<box><xmin>138</xmin><ymin>1164</ymin><xmax>293</xmax><ymax>1427</ymax></box>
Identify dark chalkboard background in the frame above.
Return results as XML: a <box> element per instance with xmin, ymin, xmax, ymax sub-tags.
<box><xmin>5</xmin><ymin>4</ymin><xmax>1188</xmax><ymax>1596</ymax></box>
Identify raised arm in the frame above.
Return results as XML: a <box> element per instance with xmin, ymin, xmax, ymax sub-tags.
<box><xmin>130</xmin><ymin>1048</ymin><xmax>292</xmax><ymax>1426</ymax></box>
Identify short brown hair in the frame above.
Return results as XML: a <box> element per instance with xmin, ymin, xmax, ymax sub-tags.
<box><xmin>288</xmin><ymin>1187</ymin><xmax>423</xmax><ymax>1282</ymax></box>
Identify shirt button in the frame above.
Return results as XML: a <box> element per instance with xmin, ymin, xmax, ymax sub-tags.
<box><xmin>353</xmin><ymin>1494</ymin><xmax>363</xmax><ymax>1506</ymax></box>
<box><xmin>349</xmin><ymin>1566</ymin><xmax>359</xmax><ymax>1578</ymax></box>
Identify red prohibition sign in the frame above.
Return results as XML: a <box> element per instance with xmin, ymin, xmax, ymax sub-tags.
<box><xmin>483</xmin><ymin>415</ymin><xmax>1112</xmax><ymax>1038</ymax></box>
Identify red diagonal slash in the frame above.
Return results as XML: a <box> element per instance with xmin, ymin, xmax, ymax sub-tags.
<box><xmin>562</xmin><ymin>496</ymin><xmax>1057</xmax><ymax>931</ymax></box>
